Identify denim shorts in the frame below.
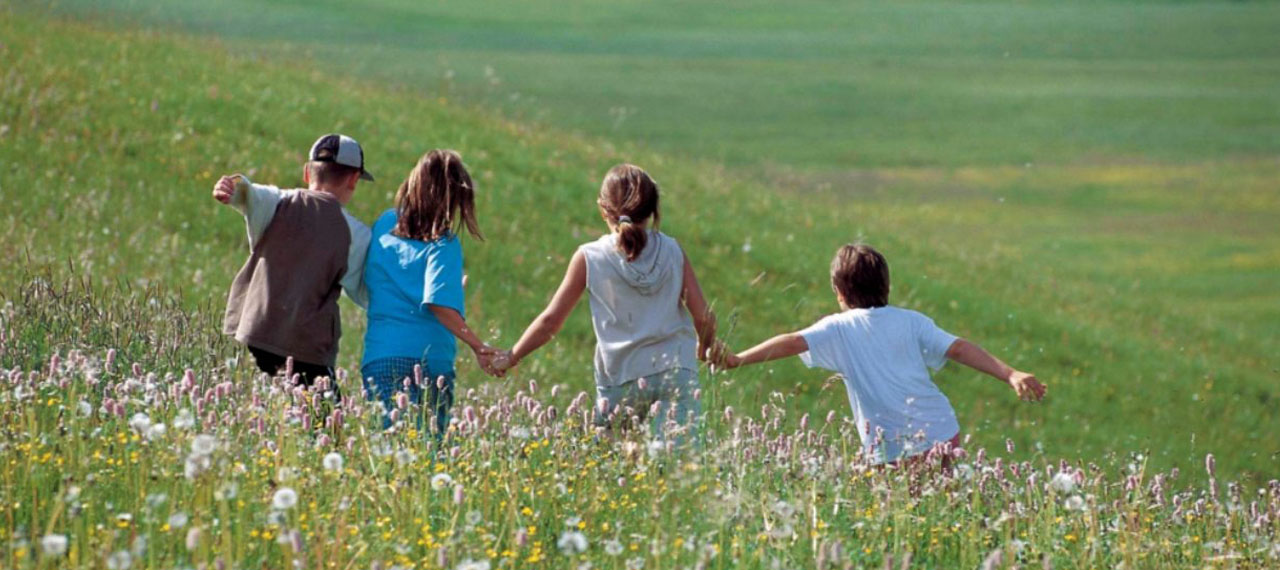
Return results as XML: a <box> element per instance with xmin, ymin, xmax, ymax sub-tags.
<box><xmin>595</xmin><ymin>367</ymin><xmax>700</xmax><ymax>445</ymax></box>
<box><xmin>361</xmin><ymin>357</ymin><xmax>455</xmax><ymax>438</ymax></box>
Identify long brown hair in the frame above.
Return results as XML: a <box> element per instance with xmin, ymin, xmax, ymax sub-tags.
<box><xmin>597</xmin><ymin>164</ymin><xmax>660</xmax><ymax>262</ymax></box>
<box><xmin>393</xmin><ymin>149</ymin><xmax>483</xmax><ymax>241</ymax></box>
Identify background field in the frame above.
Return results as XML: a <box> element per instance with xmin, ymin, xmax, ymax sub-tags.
<box><xmin>3</xmin><ymin>0</ymin><xmax>1279</xmax><ymax>491</ymax></box>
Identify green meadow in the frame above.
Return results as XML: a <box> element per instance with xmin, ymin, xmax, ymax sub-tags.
<box><xmin>3</xmin><ymin>0</ymin><xmax>1278</xmax><ymax>483</ymax></box>
<box><xmin>3</xmin><ymin>1</ymin><xmax>1280</xmax><ymax>568</ymax></box>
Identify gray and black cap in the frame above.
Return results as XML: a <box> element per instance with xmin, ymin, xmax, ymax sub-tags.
<box><xmin>309</xmin><ymin>134</ymin><xmax>374</xmax><ymax>181</ymax></box>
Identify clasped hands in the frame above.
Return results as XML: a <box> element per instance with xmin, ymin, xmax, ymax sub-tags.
<box><xmin>471</xmin><ymin>344</ymin><xmax>516</xmax><ymax>378</ymax></box>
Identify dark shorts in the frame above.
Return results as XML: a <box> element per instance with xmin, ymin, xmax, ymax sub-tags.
<box><xmin>361</xmin><ymin>357</ymin><xmax>455</xmax><ymax>438</ymax></box>
<box><xmin>247</xmin><ymin>346</ymin><xmax>338</xmax><ymax>395</ymax></box>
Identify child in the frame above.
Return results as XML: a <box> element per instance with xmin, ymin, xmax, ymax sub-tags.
<box><xmin>721</xmin><ymin>244</ymin><xmax>1045</xmax><ymax>465</ymax></box>
<box><xmin>360</xmin><ymin>149</ymin><xmax>502</xmax><ymax>436</ymax></box>
<box><xmin>213</xmin><ymin>134</ymin><xmax>374</xmax><ymax>390</ymax></box>
<box><xmin>495</xmin><ymin>164</ymin><xmax>724</xmax><ymax>443</ymax></box>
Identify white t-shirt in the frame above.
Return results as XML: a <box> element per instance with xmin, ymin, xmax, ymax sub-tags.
<box><xmin>799</xmin><ymin>306</ymin><xmax>960</xmax><ymax>464</ymax></box>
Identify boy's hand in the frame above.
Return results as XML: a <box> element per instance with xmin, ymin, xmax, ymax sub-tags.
<box><xmin>1007</xmin><ymin>371</ymin><xmax>1046</xmax><ymax>401</ymax></box>
<box><xmin>212</xmin><ymin>174</ymin><xmax>245</xmax><ymax>204</ymax></box>
<box><xmin>471</xmin><ymin>344</ymin><xmax>507</xmax><ymax>378</ymax></box>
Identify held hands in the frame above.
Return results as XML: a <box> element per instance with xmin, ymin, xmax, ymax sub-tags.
<box><xmin>1007</xmin><ymin>371</ymin><xmax>1046</xmax><ymax>401</ymax></box>
<box><xmin>701</xmin><ymin>339</ymin><xmax>741</xmax><ymax>371</ymax></box>
<box><xmin>472</xmin><ymin>344</ymin><xmax>512</xmax><ymax>378</ymax></box>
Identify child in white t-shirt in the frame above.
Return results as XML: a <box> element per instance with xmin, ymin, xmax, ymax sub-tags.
<box><xmin>721</xmin><ymin>244</ymin><xmax>1045</xmax><ymax>465</ymax></box>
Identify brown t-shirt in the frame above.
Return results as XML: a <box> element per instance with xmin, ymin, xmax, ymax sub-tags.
<box><xmin>223</xmin><ymin>190</ymin><xmax>352</xmax><ymax>367</ymax></box>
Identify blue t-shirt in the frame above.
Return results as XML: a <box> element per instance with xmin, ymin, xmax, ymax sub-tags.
<box><xmin>361</xmin><ymin>209</ymin><xmax>465</xmax><ymax>370</ymax></box>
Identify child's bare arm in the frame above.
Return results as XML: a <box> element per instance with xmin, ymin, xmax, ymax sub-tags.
<box><xmin>680</xmin><ymin>252</ymin><xmax>720</xmax><ymax>360</ymax></box>
<box><xmin>724</xmin><ymin>332</ymin><xmax>809</xmax><ymax>369</ymax></box>
<box><xmin>505</xmin><ymin>251</ymin><xmax>588</xmax><ymax>369</ymax></box>
<box><xmin>945</xmin><ymin>339</ymin><xmax>1046</xmax><ymax>401</ymax></box>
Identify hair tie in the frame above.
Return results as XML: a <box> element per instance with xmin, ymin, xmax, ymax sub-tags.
<box><xmin>617</xmin><ymin>215</ymin><xmax>633</xmax><ymax>225</ymax></box>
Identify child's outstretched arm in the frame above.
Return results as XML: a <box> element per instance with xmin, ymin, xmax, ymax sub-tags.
<box><xmin>945</xmin><ymin>339</ymin><xmax>1046</xmax><ymax>401</ymax></box>
<box><xmin>212</xmin><ymin>174</ymin><xmax>284</xmax><ymax>250</ymax></box>
<box><xmin>501</xmin><ymin>250</ymin><xmax>588</xmax><ymax>371</ymax></box>
<box><xmin>680</xmin><ymin>252</ymin><xmax>720</xmax><ymax>361</ymax></box>
<box><xmin>722</xmin><ymin>332</ymin><xmax>809</xmax><ymax>369</ymax></box>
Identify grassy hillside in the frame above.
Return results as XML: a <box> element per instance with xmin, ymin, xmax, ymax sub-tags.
<box><xmin>40</xmin><ymin>0</ymin><xmax>1280</xmax><ymax>168</ymax></box>
<box><xmin>1</xmin><ymin>1</ymin><xmax>1278</xmax><ymax>494</ymax></box>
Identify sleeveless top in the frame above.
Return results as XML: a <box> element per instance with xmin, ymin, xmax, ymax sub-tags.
<box><xmin>578</xmin><ymin>231</ymin><xmax>698</xmax><ymax>387</ymax></box>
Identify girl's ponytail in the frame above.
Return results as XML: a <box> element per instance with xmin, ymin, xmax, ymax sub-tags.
<box><xmin>598</xmin><ymin>164</ymin><xmax>661</xmax><ymax>262</ymax></box>
<box><xmin>616</xmin><ymin>217</ymin><xmax>648</xmax><ymax>263</ymax></box>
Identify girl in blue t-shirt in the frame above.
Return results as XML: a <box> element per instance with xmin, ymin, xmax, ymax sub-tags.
<box><xmin>361</xmin><ymin>149</ymin><xmax>500</xmax><ymax>436</ymax></box>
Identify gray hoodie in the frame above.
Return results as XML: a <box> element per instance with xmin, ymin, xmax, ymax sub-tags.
<box><xmin>578</xmin><ymin>231</ymin><xmax>698</xmax><ymax>387</ymax></box>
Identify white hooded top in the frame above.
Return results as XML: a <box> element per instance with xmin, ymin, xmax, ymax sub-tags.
<box><xmin>578</xmin><ymin>231</ymin><xmax>698</xmax><ymax>387</ymax></box>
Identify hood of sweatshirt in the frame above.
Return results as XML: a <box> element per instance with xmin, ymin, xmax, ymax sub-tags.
<box><xmin>595</xmin><ymin>232</ymin><xmax>675</xmax><ymax>296</ymax></box>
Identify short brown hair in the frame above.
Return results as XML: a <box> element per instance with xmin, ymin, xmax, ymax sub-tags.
<box><xmin>597</xmin><ymin>164</ymin><xmax>661</xmax><ymax>262</ymax></box>
<box><xmin>307</xmin><ymin>160</ymin><xmax>361</xmax><ymax>186</ymax></box>
<box><xmin>393</xmin><ymin>149</ymin><xmax>482</xmax><ymax>242</ymax></box>
<box><xmin>831</xmin><ymin>244</ymin><xmax>890</xmax><ymax>309</ymax></box>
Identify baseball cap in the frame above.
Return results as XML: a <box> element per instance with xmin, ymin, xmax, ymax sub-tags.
<box><xmin>309</xmin><ymin>134</ymin><xmax>374</xmax><ymax>181</ymax></box>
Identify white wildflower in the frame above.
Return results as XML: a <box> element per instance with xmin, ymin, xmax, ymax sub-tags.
<box><xmin>190</xmin><ymin>434</ymin><xmax>217</xmax><ymax>456</ymax></box>
<box><xmin>40</xmin><ymin>534</ymin><xmax>68</xmax><ymax>556</ymax></box>
<box><xmin>431</xmin><ymin>473</ymin><xmax>454</xmax><ymax>491</ymax></box>
<box><xmin>1064</xmin><ymin>495</ymin><xmax>1086</xmax><ymax>511</ymax></box>
<box><xmin>128</xmin><ymin>413</ymin><xmax>152</xmax><ymax>434</ymax></box>
<box><xmin>145</xmin><ymin>423</ymin><xmax>166</xmax><ymax>441</ymax></box>
<box><xmin>557</xmin><ymin>530</ymin><xmax>588</xmax><ymax>554</ymax></box>
<box><xmin>173</xmin><ymin>409</ymin><xmax>195</xmax><ymax>429</ymax></box>
<box><xmin>323</xmin><ymin>452</ymin><xmax>344</xmax><ymax>472</ymax></box>
<box><xmin>272</xmin><ymin>487</ymin><xmax>298</xmax><ymax>510</ymax></box>
<box><xmin>510</xmin><ymin>427</ymin><xmax>531</xmax><ymax>439</ymax></box>
<box><xmin>1050</xmin><ymin>471</ymin><xmax>1076</xmax><ymax>493</ymax></box>
<box><xmin>168</xmin><ymin>512</ymin><xmax>189</xmax><ymax>529</ymax></box>
<box><xmin>604</xmin><ymin>539</ymin><xmax>624</xmax><ymax>556</ymax></box>
<box><xmin>106</xmin><ymin>550</ymin><xmax>132</xmax><ymax>570</ymax></box>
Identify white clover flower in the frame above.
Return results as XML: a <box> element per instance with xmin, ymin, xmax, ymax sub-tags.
<box><xmin>40</xmin><ymin>534</ymin><xmax>68</xmax><ymax>556</ymax></box>
<box><xmin>431</xmin><ymin>473</ymin><xmax>454</xmax><ymax>491</ymax></box>
<box><xmin>77</xmin><ymin>400</ymin><xmax>93</xmax><ymax>417</ymax></box>
<box><xmin>323</xmin><ymin>452</ymin><xmax>344</xmax><ymax>472</ymax></box>
<box><xmin>1064</xmin><ymin>495</ymin><xmax>1086</xmax><ymax>511</ymax></box>
<box><xmin>625</xmin><ymin>557</ymin><xmax>645</xmax><ymax>570</ymax></box>
<box><xmin>646</xmin><ymin>440</ymin><xmax>665</xmax><ymax>459</ymax></box>
<box><xmin>272</xmin><ymin>487</ymin><xmax>298</xmax><ymax>510</ymax></box>
<box><xmin>510</xmin><ymin>427</ymin><xmax>531</xmax><ymax>439</ymax></box>
<box><xmin>604</xmin><ymin>539</ymin><xmax>624</xmax><ymax>556</ymax></box>
<box><xmin>190</xmin><ymin>434</ymin><xmax>217</xmax><ymax>457</ymax></box>
<box><xmin>1050</xmin><ymin>471</ymin><xmax>1076</xmax><ymax>494</ymax></box>
<box><xmin>455</xmin><ymin>559</ymin><xmax>491</xmax><ymax>570</ymax></box>
<box><xmin>557</xmin><ymin>530</ymin><xmax>588</xmax><ymax>554</ymax></box>
<box><xmin>394</xmin><ymin>448</ymin><xmax>416</xmax><ymax>466</ymax></box>
<box><xmin>168</xmin><ymin>512</ymin><xmax>189</xmax><ymax>529</ymax></box>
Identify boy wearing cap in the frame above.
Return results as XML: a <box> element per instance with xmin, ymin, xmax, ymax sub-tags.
<box><xmin>212</xmin><ymin>134</ymin><xmax>375</xmax><ymax>388</ymax></box>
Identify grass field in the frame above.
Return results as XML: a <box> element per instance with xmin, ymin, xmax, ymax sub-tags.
<box><xmin>1</xmin><ymin>1</ymin><xmax>1279</xmax><ymax>567</ymax></box>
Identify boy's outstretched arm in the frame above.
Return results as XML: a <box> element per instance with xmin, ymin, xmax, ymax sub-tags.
<box><xmin>680</xmin><ymin>252</ymin><xmax>720</xmax><ymax>361</ymax></box>
<box><xmin>945</xmin><ymin>339</ymin><xmax>1046</xmax><ymax>401</ymax></box>
<box><xmin>502</xmin><ymin>250</ymin><xmax>588</xmax><ymax>371</ymax></box>
<box><xmin>212</xmin><ymin>174</ymin><xmax>284</xmax><ymax>250</ymax></box>
<box><xmin>723</xmin><ymin>332</ymin><xmax>809</xmax><ymax>369</ymax></box>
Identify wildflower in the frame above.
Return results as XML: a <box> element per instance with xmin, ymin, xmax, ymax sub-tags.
<box><xmin>129</xmin><ymin>412</ymin><xmax>152</xmax><ymax>434</ymax></box>
<box><xmin>456</xmin><ymin>560</ymin><xmax>491</xmax><ymax>570</ymax></box>
<box><xmin>1049</xmin><ymin>471</ymin><xmax>1076</xmax><ymax>493</ymax></box>
<box><xmin>431</xmin><ymin>473</ymin><xmax>454</xmax><ymax>491</ymax></box>
<box><xmin>557</xmin><ymin>531</ymin><xmax>588</xmax><ymax>554</ymax></box>
<box><xmin>466</xmin><ymin>510</ymin><xmax>483</xmax><ymax>525</ymax></box>
<box><xmin>168</xmin><ymin>512</ymin><xmax>189</xmax><ymax>529</ymax></box>
<box><xmin>511</xmin><ymin>427</ymin><xmax>531</xmax><ymax>439</ymax></box>
<box><xmin>40</xmin><ymin>534</ymin><xmax>68</xmax><ymax>556</ymax></box>
<box><xmin>454</xmin><ymin>485</ymin><xmax>466</xmax><ymax>505</ymax></box>
<box><xmin>185</xmin><ymin>527</ymin><xmax>201</xmax><ymax>551</ymax></box>
<box><xmin>174</xmin><ymin>408</ymin><xmax>195</xmax><ymax>429</ymax></box>
<box><xmin>106</xmin><ymin>550</ymin><xmax>132</xmax><ymax>570</ymax></box>
<box><xmin>604</xmin><ymin>539</ymin><xmax>624</xmax><ymax>556</ymax></box>
<box><xmin>395</xmin><ymin>448</ymin><xmax>416</xmax><ymax>466</ymax></box>
<box><xmin>1064</xmin><ymin>495</ymin><xmax>1086</xmax><ymax>511</ymax></box>
<box><xmin>190</xmin><ymin>434</ymin><xmax>217</xmax><ymax>456</ymax></box>
<box><xmin>272</xmin><ymin>488</ymin><xmax>298</xmax><ymax>510</ymax></box>
<box><xmin>771</xmin><ymin>500</ymin><xmax>796</xmax><ymax>519</ymax></box>
<box><xmin>625</xmin><ymin>556</ymin><xmax>645</xmax><ymax>570</ymax></box>
<box><xmin>323</xmin><ymin>452</ymin><xmax>344</xmax><ymax>472</ymax></box>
